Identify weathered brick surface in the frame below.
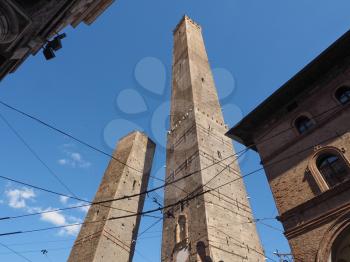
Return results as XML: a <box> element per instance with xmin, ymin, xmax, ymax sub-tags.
<box><xmin>161</xmin><ymin>16</ymin><xmax>263</xmax><ymax>262</ymax></box>
<box><xmin>251</xmin><ymin>57</ymin><xmax>350</xmax><ymax>261</ymax></box>
<box><xmin>68</xmin><ymin>131</ymin><xmax>155</xmax><ymax>262</ymax></box>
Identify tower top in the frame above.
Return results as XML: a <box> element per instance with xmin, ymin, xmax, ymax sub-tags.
<box><xmin>173</xmin><ymin>15</ymin><xmax>201</xmax><ymax>34</ymax></box>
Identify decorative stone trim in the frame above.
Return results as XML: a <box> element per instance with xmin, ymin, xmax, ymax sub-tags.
<box><xmin>315</xmin><ymin>211</ymin><xmax>350</xmax><ymax>262</ymax></box>
<box><xmin>0</xmin><ymin>1</ymin><xmax>19</xmax><ymax>44</ymax></box>
<box><xmin>280</xmin><ymin>179</ymin><xmax>350</xmax><ymax>238</ymax></box>
<box><xmin>284</xmin><ymin>201</ymin><xmax>350</xmax><ymax>240</ymax></box>
<box><xmin>308</xmin><ymin>146</ymin><xmax>350</xmax><ymax>192</ymax></box>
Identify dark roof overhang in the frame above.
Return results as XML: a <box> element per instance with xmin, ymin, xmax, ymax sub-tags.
<box><xmin>226</xmin><ymin>29</ymin><xmax>350</xmax><ymax>150</ymax></box>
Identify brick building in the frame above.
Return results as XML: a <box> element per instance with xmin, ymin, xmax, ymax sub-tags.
<box><xmin>68</xmin><ymin>131</ymin><xmax>155</xmax><ymax>262</ymax></box>
<box><xmin>0</xmin><ymin>0</ymin><xmax>114</xmax><ymax>81</ymax></box>
<box><xmin>227</xmin><ymin>30</ymin><xmax>350</xmax><ymax>261</ymax></box>
<box><xmin>161</xmin><ymin>16</ymin><xmax>263</xmax><ymax>262</ymax></box>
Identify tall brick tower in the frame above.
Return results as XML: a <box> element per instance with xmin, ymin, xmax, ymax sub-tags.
<box><xmin>161</xmin><ymin>16</ymin><xmax>264</xmax><ymax>262</ymax></box>
<box><xmin>68</xmin><ymin>131</ymin><xmax>155</xmax><ymax>262</ymax></box>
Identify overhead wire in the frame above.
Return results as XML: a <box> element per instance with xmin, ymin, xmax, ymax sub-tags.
<box><xmin>0</xmin><ymin>111</ymin><xmax>161</xmax><ymax>219</ymax></box>
<box><xmin>1</xmin><ymin>129</ymin><xmax>341</xmax><ymax>236</ymax></box>
<box><xmin>0</xmin><ymin>99</ymin><xmax>344</xmax><ymax>219</ymax></box>
<box><xmin>0</xmin><ymin>242</ymin><xmax>33</xmax><ymax>262</ymax></box>
<box><xmin>0</xmin><ymin>129</ymin><xmax>332</xmax><ymax>236</ymax></box>
<box><xmin>0</xmin><ymin>153</ymin><xmax>238</xmax><ymax>221</ymax></box>
<box><xmin>1</xmin><ymin>127</ymin><xmax>340</xmax><ymax>231</ymax></box>
<box><xmin>0</xmin><ymin>100</ymin><xmax>144</xmax><ymax>174</ymax></box>
<box><xmin>0</xmin><ymin>113</ymin><xmax>77</xmax><ymax>197</ymax></box>
<box><xmin>0</xmin><ymin>188</ymin><xmax>209</xmax><ymax>237</ymax></box>
<box><xmin>0</xmin><ymin>246</ymin><xmax>71</xmax><ymax>256</ymax></box>
<box><xmin>0</xmin><ymin>99</ymin><xmax>345</xmax><ymax>262</ymax></box>
<box><xmin>0</xmin><ymin>146</ymin><xmax>259</xmax><ymax>223</ymax></box>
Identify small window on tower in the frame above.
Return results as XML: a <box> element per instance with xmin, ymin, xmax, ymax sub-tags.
<box><xmin>217</xmin><ymin>151</ymin><xmax>222</xmax><ymax>159</ymax></box>
<box><xmin>295</xmin><ymin>115</ymin><xmax>315</xmax><ymax>134</ymax></box>
<box><xmin>175</xmin><ymin>215</ymin><xmax>188</xmax><ymax>244</ymax></box>
<box><xmin>335</xmin><ymin>86</ymin><xmax>350</xmax><ymax>105</ymax></box>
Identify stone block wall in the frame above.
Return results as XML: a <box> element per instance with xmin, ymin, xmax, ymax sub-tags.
<box><xmin>68</xmin><ymin>131</ymin><xmax>155</xmax><ymax>262</ymax></box>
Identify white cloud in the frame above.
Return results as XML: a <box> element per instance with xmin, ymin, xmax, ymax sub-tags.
<box><xmin>60</xmin><ymin>215</ymin><xmax>82</xmax><ymax>236</ymax></box>
<box><xmin>58</xmin><ymin>159</ymin><xmax>67</xmax><ymax>165</ymax></box>
<box><xmin>58</xmin><ymin>151</ymin><xmax>91</xmax><ymax>168</ymax></box>
<box><xmin>60</xmin><ymin>196</ymin><xmax>89</xmax><ymax>214</ymax></box>
<box><xmin>59</xmin><ymin>196</ymin><xmax>69</xmax><ymax>204</ymax></box>
<box><xmin>40</xmin><ymin>209</ymin><xmax>82</xmax><ymax>236</ymax></box>
<box><xmin>5</xmin><ymin>188</ymin><xmax>36</xmax><ymax>209</ymax></box>
<box><xmin>68</xmin><ymin>202</ymin><xmax>90</xmax><ymax>214</ymax></box>
<box><xmin>60</xmin><ymin>224</ymin><xmax>81</xmax><ymax>236</ymax></box>
<box><xmin>79</xmin><ymin>205</ymin><xmax>90</xmax><ymax>213</ymax></box>
<box><xmin>41</xmin><ymin>210</ymin><xmax>66</xmax><ymax>225</ymax></box>
<box><xmin>71</xmin><ymin>153</ymin><xmax>82</xmax><ymax>162</ymax></box>
<box><xmin>4</xmin><ymin>187</ymin><xmax>83</xmax><ymax>237</ymax></box>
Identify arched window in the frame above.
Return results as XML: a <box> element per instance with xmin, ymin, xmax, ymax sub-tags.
<box><xmin>335</xmin><ymin>86</ymin><xmax>350</xmax><ymax>105</ymax></box>
<box><xmin>175</xmin><ymin>215</ymin><xmax>188</xmax><ymax>244</ymax></box>
<box><xmin>316</xmin><ymin>153</ymin><xmax>350</xmax><ymax>188</ymax></box>
<box><xmin>330</xmin><ymin>225</ymin><xmax>350</xmax><ymax>262</ymax></box>
<box><xmin>295</xmin><ymin>116</ymin><xmax>314</xmax><ymax>134</ymax></box>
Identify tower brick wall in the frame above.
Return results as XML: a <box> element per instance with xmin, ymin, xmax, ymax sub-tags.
<box><xmin>161</xmin><ymin>16</ymin><xmax>264</xmax><ymax>262</ymax></box>
<box><xmin>68</xmin><ymin>131</ymin><xmax>155</xmax><ymax>262</ymax></box>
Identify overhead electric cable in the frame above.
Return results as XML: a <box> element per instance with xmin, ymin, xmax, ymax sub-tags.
<box><xmin>0</xmin><ymin>99</ymin><xmax>345</xmax><ymax>256</ymax></box>
<box><xmin>0</xmin><ymin>189</ymin><xmax>208</xmax><ymax>237</ymax></box>
<box><xmin>0</xmin><ymin>100</ymin><xmax>146</xmax><ymax>172</ymax></box>
<box><xmin>0</xmin><ymin>99</ymin><xmax>343</xmax><ymax>206</ymax></box>
<box><xmin>0</xmin><ymin>242</ymin><xmax>33</xmax><ymax>262</ymax></box>
<box><xmin>0</xmin><ymin>152</ymin><xmax>237</xmax><ymax>220</ymax></box>
<box><xmin>0</xmin><ymin>246</ymin><xmax>71</xmax><ymax>256</ymax></box>
<box><xmin>0</xmin><ymin>98</ymin><xmax>343</xmax><ymax>174</ymax></box>
<box><xmin>136</xmin><ymin>217</ymin><xmax>163</xmax><ymax>239</ymax></box>
<box><xmin>1</xmin><ymin>130</ymin><xmax>341</xmax><ymax>226</ymax></box>
<box><xmin>0</xmin><ymin>148</ymin><xmax>248</xmax><ymax>222</ymax></box>
<box><xmin>0</xmin><ymin>112</ymin><xmax>161</xmax><ymax>217</ymax></box>
<box><xmin>0</xmin><ymin>113</ymin><xmax>77</xmax><ymax>197</ymax></box>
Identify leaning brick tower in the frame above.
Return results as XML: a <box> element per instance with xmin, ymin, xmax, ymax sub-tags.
<box><xmin>68</xmin><ymin>131</ymin><xmax>155</xmax><ymax>262</ymax></box>
<box><xmin>161</xmin><ymin>16</ymin><xmax>264</xmax><ymax>262</ymax></box>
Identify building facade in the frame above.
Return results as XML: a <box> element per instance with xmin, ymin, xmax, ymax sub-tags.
<box><xmin>161</xmin><ymin>16</ymin><xmax>263</xmax><ymax>262</ymax></box>
<box><xmin>68</xmin><ymin>131</ymin><xmax>155</xmax><ymax>262</ymax></box>
<box><xmin>227</xmin><ymin>30</ymin><xmax>350</xmax><ymax>261</ymax></box>
<box><xmin>0</xmin><ymin>0</ymin><xmax>114</xmax><ymax>81</ymax></box>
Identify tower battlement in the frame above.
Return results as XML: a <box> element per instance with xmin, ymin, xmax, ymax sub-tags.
<box><xmin>173</xmin><ymin>15</ymin><xmax>201</xmax><ymax>34</ymax></box>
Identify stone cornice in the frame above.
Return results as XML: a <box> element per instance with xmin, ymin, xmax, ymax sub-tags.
<box><xmin>284</xmin><ymin>201</ymin><xmax>350</xmax><ymax>239</ymax></box>
<box><xmin>280</xmin><ymin>179</ymin><xmax>350</xmax><ymax>239</ymax></box>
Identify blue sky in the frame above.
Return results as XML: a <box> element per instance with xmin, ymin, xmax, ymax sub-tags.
<box><xmin>1</xmin><ymin>0</ymin><xmax>350</xmax><ymax>261</ymax></box>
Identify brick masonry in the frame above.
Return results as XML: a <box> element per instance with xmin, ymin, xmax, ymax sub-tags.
<box><xmin>239</xmin><ymin>53</ymin><xmax>350</xmax><ymax>261</ymax></box>
<box><xmin>68</xmin><ymin>131</ymin><xmax>155</xmax><ymax>262</ymax></box>
<box><xmin>161</xmin><ymin>16</ymin><xmax>264</xmax><ymax>262</ymax></box>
